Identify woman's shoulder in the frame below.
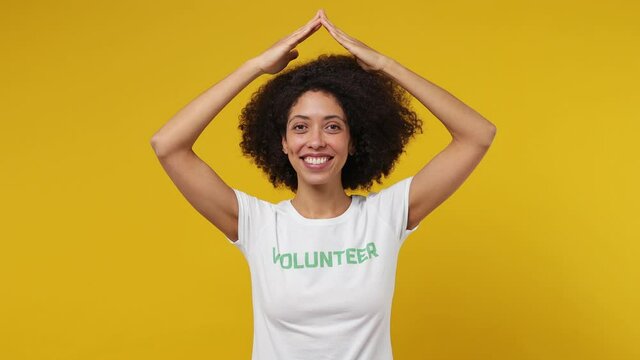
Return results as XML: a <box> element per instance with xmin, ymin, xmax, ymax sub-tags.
<box><xmin>360</xmin><ymin>176</ymin><xmax>414</xmax><ymax>207</ymax></box>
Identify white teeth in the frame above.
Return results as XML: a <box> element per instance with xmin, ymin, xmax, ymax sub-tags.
<box><xmin>304</xmin><ymin>157</ymin><xmax>329</xmax><ymax>164</ymax></box>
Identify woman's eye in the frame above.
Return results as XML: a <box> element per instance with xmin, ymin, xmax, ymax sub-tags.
<box><xmin>292</xmin><ymin>124</ymin><xmax>340</xmax><ymax>131</ymax></box>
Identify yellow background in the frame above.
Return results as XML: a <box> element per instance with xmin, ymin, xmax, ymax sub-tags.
<box><xmin>2</xmin><ymin>0</ymin><xmax>638</xmax><ymax>359</ymax></box>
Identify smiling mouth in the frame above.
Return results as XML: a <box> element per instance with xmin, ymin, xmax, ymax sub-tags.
<box><xmin>300</xmin><ymin>156</ymin><xmax>334</xmax><ymax>166</ymax></box>
<box><xmin>300</xmin><ymin>156</ymin><xmax>334</xmax><ymax>160</ymax></box>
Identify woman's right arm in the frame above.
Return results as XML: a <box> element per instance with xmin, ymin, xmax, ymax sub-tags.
<box><xmin>150</xmin><ymin>60</ymin><xmax>263</xmax><ymax>157</ymax></box>
<box><xmin>150</xmin><ymin>8</ymin><xmax>323</xmax><ymax>153</ymax></box>
<box><xmin>150</xmin><ymin>10</ymin><xmax>323</xmax><ymax>242</ymax></box>
<box><xmin>149</xmin><ymin>60</ymin><xmax>264</xmax><ymax>242</ymax></box>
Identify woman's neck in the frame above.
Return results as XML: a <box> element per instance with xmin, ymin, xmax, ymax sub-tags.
<box><xmin>291</xmin><ymin>181</ymin><xmax>352</xmax><ymax>219</ymax></box>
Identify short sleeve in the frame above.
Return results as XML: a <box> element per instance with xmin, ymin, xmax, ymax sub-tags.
<box><xmin>224</xmin><ymin>188</ymin><xmax>272</xmax><ymax>256</ymax></box>
<box><xmin>368</xmin><ymin>176</ymin><xmax>420</xmax><ymax>246</ymax></box>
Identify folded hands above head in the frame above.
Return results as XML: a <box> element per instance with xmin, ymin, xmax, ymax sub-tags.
<box><xmin>251</xmin><ymin>9</ymin><xmax>392</xmax><ymax>75</ymax></box>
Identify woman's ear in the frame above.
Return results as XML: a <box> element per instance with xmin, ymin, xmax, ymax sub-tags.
<box><xmin>281</xmin><ymin>136</ymin><xmax>288</xmax><ymax>154</ymax></box>
<box><xmin>349</xmin><ymin>139</ymin><xmax>356</xmax><ymax>155</ymax></box>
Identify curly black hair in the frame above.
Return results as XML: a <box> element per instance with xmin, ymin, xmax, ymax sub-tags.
<box><xmin>238</xmin><ymin>53</ymin><xmax>423</xmax><ymax>193</ymax></box>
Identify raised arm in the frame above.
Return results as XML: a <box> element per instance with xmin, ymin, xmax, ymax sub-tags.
<box><xmin>150</xmin><ymin>10</ymin><xmax>323</xmax><ymax>242</ymax></box>
<box><xmin>319</xmin><ymin>10</ymin><xmax>497</xmax><ymax>231</ymax></box>
<box><xmin>382</xmin><ymin>59</ymin><xmax>496</xmax><ymax>229</ymax></box>
<box><xmin>151</xmin><ymin>9</ymin><xmax>323</xmax><ymax>154</ymax></box>
<box><xmin>150</xmin><ymin>60</ymin><xmax>263</xmax><ymax>157</ymax></box>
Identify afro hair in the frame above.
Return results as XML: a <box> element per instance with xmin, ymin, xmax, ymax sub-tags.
<box><xmin>238</xmin><ymin>53</ymin><xmax>423</xmax><ymax>192</ymax></box>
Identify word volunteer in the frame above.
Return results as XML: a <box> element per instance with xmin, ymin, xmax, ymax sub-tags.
<box><xmin>272</xmin><ymin>242</ymin><xmax>380</xmax><ymax>269</ymax></box>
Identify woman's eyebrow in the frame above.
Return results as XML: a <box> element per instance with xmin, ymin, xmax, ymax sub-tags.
<box><xmin>287</xmin><ymin>115</ymin><xmax>345</xmax><ymax>124</ymax></box>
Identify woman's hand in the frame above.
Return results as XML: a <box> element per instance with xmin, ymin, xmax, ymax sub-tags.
<box><xmin>251</xmin><ymin>10</ymin><xmax>323</xmax><ymax>75</ymax></box>
<box><xmin>318</xmin><ymin>9</ymin><xmax>392</xmax><ymax>73</ymax></box>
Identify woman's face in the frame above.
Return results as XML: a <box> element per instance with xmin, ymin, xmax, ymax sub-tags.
<box><xmin>281</xmin><ymin>90</ymin><xmax>354</xmax><ymax>189</ymax></box>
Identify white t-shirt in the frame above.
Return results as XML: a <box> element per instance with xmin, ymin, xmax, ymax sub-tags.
<box><xmin>225</xmin><ymin>176</ymin><xmax>420</xmax><ymax>360</ymax></box>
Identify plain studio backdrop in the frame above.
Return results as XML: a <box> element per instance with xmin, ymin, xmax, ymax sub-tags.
<box><xmin>1</xmin><ymin>0</ymin><xmax>638</xmax><ymax>359</ymax></box>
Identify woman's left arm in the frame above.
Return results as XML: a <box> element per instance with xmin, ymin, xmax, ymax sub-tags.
<box><xmin>319</xmin><ymin>9</ymin><xmax>497</xmax><ymax>230</ymax></box>
<box><xmin>383</xmin><ymin>59</ymin><xmax>497</xmax><ymax>229</ymax></box>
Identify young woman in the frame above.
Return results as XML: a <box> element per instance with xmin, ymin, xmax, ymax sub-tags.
<box><xmin>151</xmin><ymin>9</ymin><xmax>496</xmax><ymax>360</ymax></box>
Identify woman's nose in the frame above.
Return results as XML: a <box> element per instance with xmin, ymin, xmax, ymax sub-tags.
<box><xmin>307</xmin><ymin>127</ymin><xmax>326</xmax><ymax>148</ymax></box>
